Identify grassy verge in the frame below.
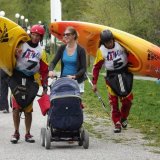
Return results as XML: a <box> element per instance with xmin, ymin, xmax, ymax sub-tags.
<box><xmin>82</xmin><ymin>74</ymin><xmax>160</xmax><ymax>147</ymax></box>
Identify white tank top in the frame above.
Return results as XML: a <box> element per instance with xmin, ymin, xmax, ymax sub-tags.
<box><xmin>100</xmin><ymin>42</ymin><xmax>128</xmax><ymax>70</ymax></box>
<box><xmin>16</xmin><ymin>43</ymin><xmax>43</xmax><ymax>76</ymax></box>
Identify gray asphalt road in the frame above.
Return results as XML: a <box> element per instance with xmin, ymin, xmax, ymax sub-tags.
<box><xmin>0</xmin><ymin>85</ymin><xmax>160</xmax><ymax>160</ymax></box>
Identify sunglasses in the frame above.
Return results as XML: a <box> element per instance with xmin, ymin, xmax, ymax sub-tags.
<box><xmin>63</xmin><ymin>33</ymin><xmax>73</xmax><ymax>37</ymax></box>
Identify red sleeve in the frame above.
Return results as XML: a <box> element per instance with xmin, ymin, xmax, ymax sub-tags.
<box><xmin>39</xmin><ymin>59</ymin><xmax>48</xmax><ymax>86</ymax></box>
<box><xmin>92</xmin><ymin>60</ymin><xmax>104</xmax><ymax>85</ymax></box>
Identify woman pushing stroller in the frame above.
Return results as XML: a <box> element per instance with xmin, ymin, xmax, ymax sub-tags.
<box><xmin>48</xmin><ymin>26</ymin><xmax>86</xmax><ymax>94</ymax></box>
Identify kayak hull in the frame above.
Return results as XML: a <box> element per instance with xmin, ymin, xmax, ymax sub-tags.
<box><xmin>50</xmin><ymin>21</ymin><xmax>160</xmax><ymax>78</ymax></box>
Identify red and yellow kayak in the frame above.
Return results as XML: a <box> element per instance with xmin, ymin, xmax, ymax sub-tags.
<box><xmin>50</xmin><ymin>21</ymin><xmax>160</xmax><ymax>78</ymax></box>
<box><xmin>0</xmin><ymin>17</ymin><xmax>30</xmax><ymax>75</ymax></box>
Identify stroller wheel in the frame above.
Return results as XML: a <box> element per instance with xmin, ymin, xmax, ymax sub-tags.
<box><xmin>45</xmin><ymin>128</ymin><xmax>51</xmax><ymax>149</ymax></box>
<box><xmin>78</xmin><ymin>128</ymin><xmax>84</xmax><ymax>146</ymax></box>
<box><xmin>40</xmin><ymin>128</ymin><xmax>46</xmax><ymax>147</ymax></box>
<box><xmin>78</xmin><ymin>139</ymin><xmax>83</xmax><ymax>146</ymax></box>
<box><xmin>83</xmin><ymin>130</ymin><xmax>89</xmax><ymax>149</ymax></box>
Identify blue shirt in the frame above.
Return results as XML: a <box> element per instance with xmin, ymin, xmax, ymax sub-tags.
<box><xmin>62</xmin><ymin>48</ymin><xmax>77</xmax><ymax>76</ymax></box>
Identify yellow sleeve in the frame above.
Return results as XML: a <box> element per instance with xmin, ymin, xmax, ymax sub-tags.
<box><xmin>41</xmin><ymin>49</ymin><xmax>48</xmax><ymax>65</ymax></box>
<box><xmin>93</xmin><ymin>48</ymin><xmax>104</xmax><ymax>65</ymax></box>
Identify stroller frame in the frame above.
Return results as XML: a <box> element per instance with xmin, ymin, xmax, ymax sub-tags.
<box><xmin>40</xmin><ymin>77</ymin><xmax>89</xmax><ymax>149</ymax></box>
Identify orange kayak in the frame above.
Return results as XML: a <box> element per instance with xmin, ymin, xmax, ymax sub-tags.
<box><xmin>50</xmin><ymin>21</ymin><xmax>160</xmax><ymax>78</ymax></box>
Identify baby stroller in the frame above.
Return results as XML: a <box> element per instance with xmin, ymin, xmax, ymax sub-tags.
<box><xmin>40</xmin><ymin>77</ymin><xmax>89</xmax><ymax>149</ymax></box>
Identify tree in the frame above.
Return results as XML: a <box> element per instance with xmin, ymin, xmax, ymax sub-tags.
<box><xmin>19</xmin><ymin>0</ymin><xmax>50</xmax><ymax>25</ymax></box>
<box><xmin>61</xmin><ymin>0</ymin><xmax>88</xmax><ymax>20</ymax></box>
<box><xmin>1</xmin><ymin>0</ymin><xmax>50</xmax><ymax>26</ymax></box>
<box><xmin>80</xmin><ymin>0</ymin><xmax>160</xmax><ymax>44</ymax></box>
<box><xmin>1</xmin><ymin>0</ymin><xmax>160</xmax><ymax>44</ymax></box>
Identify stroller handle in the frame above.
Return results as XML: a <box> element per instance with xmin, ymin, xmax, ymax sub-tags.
<box><xmin>37</xmin><ymin>76</ymin><xmax>58</xmax><ymax>97</ymax></box>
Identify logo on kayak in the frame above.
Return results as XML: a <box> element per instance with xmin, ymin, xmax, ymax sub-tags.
<box><xmin>0</xmin><ymin>23</ymin><xmax>9</xmax><ymax>43</ymax></box>
<box><xmin>146</xmin><ymin>64</ymin><xmax>160</xmax><ymax>74</ymax></box>
<box><xmin>147</xmin><ymin>49</ymin><xmax>160</xmax><ymax>60</ymax></box>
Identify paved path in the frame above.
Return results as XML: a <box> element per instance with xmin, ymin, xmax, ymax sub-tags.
<box><xmin>0</xmin><ymin>85</ymin><xmax>160</xmax><ymax>160</ymax></box>
<box><xmin>134</xmin><ymin>75</ymin><xmax>157</xmax><ymax>81</ymax></box>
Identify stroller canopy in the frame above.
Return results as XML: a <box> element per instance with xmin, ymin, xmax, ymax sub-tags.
<box><xmin>50</xmin><ymin>77</ymin><xmax>81</xmax><ymax>100</ymax></box>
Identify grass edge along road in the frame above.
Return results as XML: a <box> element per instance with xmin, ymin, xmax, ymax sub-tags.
<box><xmin>82</xmin><ymin>74</ymin><xmax>160</xmax><ymax>148</ymax></box>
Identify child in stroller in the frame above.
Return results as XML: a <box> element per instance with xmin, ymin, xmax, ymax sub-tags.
<box><xmin>40</xmin><ymin>77</ymin><xmax>89</xmax><ymax>149</ymax></box>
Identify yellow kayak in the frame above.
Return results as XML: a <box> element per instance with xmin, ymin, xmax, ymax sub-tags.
<box><xmin>50</xmin><ymin>21</ymin><xmax>160</xmax><ymax>78</ymax></box>
<box><xmin>0</xmin><ymin>17</ymin><xmax>30</xmax><ymax>75</ymax></box>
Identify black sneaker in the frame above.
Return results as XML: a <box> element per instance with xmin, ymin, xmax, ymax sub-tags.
<box><xmin>10</xmin><ymin>133</ymin><xmax>20</xmax><ymax>144</ymax></box>
<box><xmin>121</xmin><ymin>118</ymin><xmax>128</xmax><ymax>128</ymax></box>
<box><xmin>114</xmin><ymin>123</ymin><xmax>121</xmax><ymax>133</ymax></box>
<box><xmin>25</xmin><ymin>134</ymin><xmax>35</xmax><ymax>143</ymax></box>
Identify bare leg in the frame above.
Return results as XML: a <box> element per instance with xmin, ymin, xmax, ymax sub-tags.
<box><xmin>24</xmin><ymin>112</ymin><xmax>35</xmax><ymax>143</ymax></box>
<box><xmin>13</xmin><ymin>109</ymin><xmax>20</xmax><ymax>133</ymax></box>
<box><xmin>11</xmin><ymin>109</ymin><xmax>20</xmax><ymax>143</ymax></box>
<box><xmin>24</xmin><ymin>112</ymin><xmax>32</xmax><ymax>134</ymax></box>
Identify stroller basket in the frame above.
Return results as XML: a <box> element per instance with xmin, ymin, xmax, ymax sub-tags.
<box><xmin>49</xmin><ymin>96</ymin><xmax>83</xmax><ymax>130</ymax></box>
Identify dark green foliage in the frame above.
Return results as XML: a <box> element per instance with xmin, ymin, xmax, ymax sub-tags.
<box><xmin>61</xmin><ymin>0</ymin><xmax>88</xmax><ymax>21</ymax></box>
<box><xmin>2</xmin><ymin>0</ymin><xmax>160</xmax><ymax>45</ymax></box>
<box><xmin>1</xmin><ymin>0</ymin><xmax>50</xmax><ymax>25</ymax></box>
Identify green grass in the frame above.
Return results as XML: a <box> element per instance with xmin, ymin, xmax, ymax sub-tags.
<box><xmin>130</xmin><ymin>80</ymin><xmax>160</xmax><ymax>147</ymax></box>
<box><xmin>82</xmin><ymin>74</ymin><xmax>160</xmax><ymax>147</ymax></box>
